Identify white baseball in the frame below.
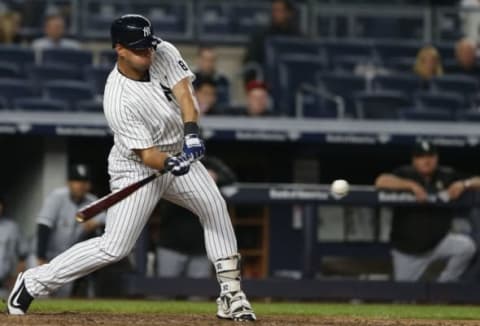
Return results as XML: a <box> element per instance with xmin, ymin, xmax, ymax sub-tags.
<box><xmin>330</xmin><ymin>179</ymin><xmax>349</xmax><ymax>198</ymax></box>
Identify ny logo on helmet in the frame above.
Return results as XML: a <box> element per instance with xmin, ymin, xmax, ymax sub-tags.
<box><xmin>143</xmin><ymin>26</ymin><xmax>151</xmax><ymax>37</ymax></box>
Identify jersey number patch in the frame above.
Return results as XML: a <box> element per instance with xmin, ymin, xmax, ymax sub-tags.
<box><xmin>178</xmin><ymin>60</ymin><xmax>189</xmax><ymax>71</ymax></box>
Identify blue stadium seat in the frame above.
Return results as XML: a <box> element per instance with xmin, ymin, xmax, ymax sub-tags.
<box><xmin>331</xmin><ymin>55</ymin><xmax>376</xmax><ymax>73</ymax></box>
<box><xmin>458</xmin><ymin>110</ymin><xmax>480</xmax><ymax>122</ymax></box>
<box><xmin>373</xmin><ymin>74</ymin><xmax>423</xmax><ymax>94</ymax></box>
<box><xmin>414</xmin><ymin>92</ymin><xmax>465</xmax><ymax>112</ymax></box>
<box><xmin>0</xmin><ymin>61</ymin><xmax>21</xmax><ymax>78</ymax></box>
<box><xmin>0</xmin><ymin>46</ymin><xmax>35</xmax><ymax>72</ymax></box>
<box><xmin>318</xmin><ymin>72</ymin><xmax>367</xmax><ymax>117</ymax></box>
<box><xmin>265</xmin><ymin>37</ymin><xmax>326</xmax><ymax>84</ymax></box>
<box><xmin>233</xmin><ymin>5</ymin><xmax>270</xmax><ymax>35</ymax></box>
<box><xmin>277</xmin><ymin>54</ymin><xmax>328</xmax><ymax>115</ymax></box>
<box><xmin>0</xmin><ymin>96</ymin><xmax>6</xmax><ymax>109</ymax></box>
<box><xmin>0</xmin><ymin>78</ymin><xmax>35</xmax><ymax>106</ymax></box>
<box><xmin>14</xmin><ymin>97</ymin><xmax>68</xmax><ymax>111</ymax></box>
<box><xmin>28</xmin><ymin>64</ymin><xmax>82</xmax><ymax>86</ymax></box>
<box><xmin>433</xmin><ymin>75</ymin><xmax>479</xmax><ymax>102</ymax></box>
<box><xmin>76</xmin><ymin>100</ymin><xmax>103</xmax><ymax>112</ymax></box>
<box><xmin>436</xmin><ymin>43</ymin><xmax>455</xmax><ymax>61</ymax></box>
<box><xmin>383</xmin><ymin>56</ymin><xmax>415</xmax><ymax>73</ymax></box>
<box><xmin>84</xmin><ymin>65</ymin><xmax>112</xmax><ymax>95</ymax></box>
<box><xmin>375</xmin><ymin>41</ymin><xmax>420</xmax><ymax>63</ymax></box>
<box><xmin>43</xmin><ymin>80</ymin><xmax>94</xmax><ymax>109</ymax></box>
<box><xmin>200</xmin><ymin>4</ymin><xmax>232</xmax><ymax>35</ymax></box>
<box><xmin>325</xmin><ymin>39</ymin><xmax>375</xmax><ymax>58</ymax></box>
<box><xmin>42</xmin><ymin>49</ymin><xmax>93</xmax><ymax>67</ymax></box>
<box><xmin>296</xmin><ymin>90</ymin><xmax>341</xmax><ymax>118</ymax></box>
<box><xmin>355</xmin><ymin>91</ymin><xmax>410</xmax><ymax>119</ymax></box>
<box><xmin>355</xmin><ymin>17</ymin><xmax>424</xmax><ymax>40</ymax></box>
<box><xmin>401</xmin><ymin>108</ymin><xmax>453</xmax><ymax>121</ymax></box>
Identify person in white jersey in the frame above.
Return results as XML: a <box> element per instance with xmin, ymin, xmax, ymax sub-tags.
<box><xmin>7</xmin><ymin>14</ymin><xmax>256</xmax><ymax>322</ymax></box>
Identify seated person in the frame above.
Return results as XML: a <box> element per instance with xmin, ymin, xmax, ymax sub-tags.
<box><xmin>194</xmin><ymin>46</ymin><xmax>230</xmax><ymax>106</ymax></box>
<box><xmin>375</xmin><ymin>141</ymin><xmax>479</xmax><ymax>282</ymax></box>
<box><xmin>243</xmin><ymin>80</ymin><xmax>276</xmax><ymax>117</ymax></box>
<box><xmin>32</xmin><ymin>14</ymin><xmax>81</xmax><ymax>51</ymax></box>
<box><xmin>449</xmin><ymin>38</ymin><xmax>480</xmax><ymax>76</ymax></box>
<box><xmin>193</xmin><ymin>76</ymin><xmax>222</xmax><ymax>115</ymax></box>
<box><xmin>414</xmin><ymin>45</ymin><xmax>443</xmax><ymax>89</ymax></box>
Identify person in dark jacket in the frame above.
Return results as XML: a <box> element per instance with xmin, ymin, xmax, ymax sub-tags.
<box><xmin>375</xmin><ymin>141</ymin><xmax>479</xmax><ymax>282</ymax></box>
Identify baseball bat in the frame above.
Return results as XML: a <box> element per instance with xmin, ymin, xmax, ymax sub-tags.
<box><xmin>75</xmin><ymin>169</ymin><xmax>166</xmax><ymax>223</ymax></box>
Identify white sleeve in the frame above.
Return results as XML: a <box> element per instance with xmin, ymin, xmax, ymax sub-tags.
<box><xmin>158</xmin><ymin>42</ymin><xmax>195</xmax><ymax>89</ymax></box>
<box><xmin>107</xmin><ymin>104</ymin><xmax>154</xmax><ymax>150</ymax></box>
<box><xmin>37</xmin><ymin>191</ymin><xmax>61</xmax><ymax>227</ymax></box>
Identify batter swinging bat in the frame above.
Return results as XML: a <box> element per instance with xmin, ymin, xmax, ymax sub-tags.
<box><xmin>75</xmin><ymin>169</ymin><xmax>166</xmax><ymax>223</ymax></box>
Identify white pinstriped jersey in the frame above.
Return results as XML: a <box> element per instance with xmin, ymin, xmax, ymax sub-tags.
<box><xmin>103</xmin><ymin>41</ymin><xmax>195</xmax><ymax>177</ymax></box>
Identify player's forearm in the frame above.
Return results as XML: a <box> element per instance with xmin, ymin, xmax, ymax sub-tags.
<box><xmin>172</xmin><ymin>78</ymin><xmax>199</xmax><ymax>125</ymax></box>
<box><xmin>463</xmin><ymin>176</ymin><xmax>480</xmax><ymax>190</ymax></box>
<box><xmin>134</xmin><ymin>147</ymin><xmax>169</xmax><ymax>170</ymax></box>
<box><xmin>375</xmin><ymin>174</ymin><xmax>416</xmax><ymax>191</ymax></box>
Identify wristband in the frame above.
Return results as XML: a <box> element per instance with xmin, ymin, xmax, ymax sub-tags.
<box><xmin>184</xmin><ymin>122</ymin><xmax>199</xmax><ymax>135</ymax></box>
<box><xmin>463</xmin><ymin>179</ymin><xmax>472</xmax><ymax>189</ymax></box>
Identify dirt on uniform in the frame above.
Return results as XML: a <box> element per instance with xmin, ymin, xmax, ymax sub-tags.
<box><xmin>0</xmin><ymin>313</ymin><xmax>479</xmax><ymax>326</ymax></box>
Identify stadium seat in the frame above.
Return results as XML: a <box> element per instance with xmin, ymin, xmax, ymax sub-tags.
<box><xmin>0</xmin><ymin>61</ymin><xmax>21</xmax><ymax>78</ymax></box>
<box><xmin>373</xmin><ymin>74</ymin><xmax>423</xmax><ymax>94</ymax></box>
<box><xmin>355</xmin><ymin>17</ymin><xmax>424</xmax><ymax>40</ymax></box>
<box><xmin>0</xmin><ymin>78</ymin><xmax>35</xmax><ymax>106</ymax></box>
<box><xmin>200</xmin><ymin>4</ymin><xmax>232</xmax><ymax>35</ymax></box>
<box><xmin>42</xmin><ymin>49</ymin><xmax>93</xmax><ymax>67</ymax></box>
<box><xmin>414</xmin><ymin>92</ymin><xmax>465</xmax><ymax>112</ymax></box>
<box><xmin>277</xmin><ymin>54</ymin><xmax>328</xmax><ymax>115</ymax></box>
<box><xmin>43</xmin><ymin>80</ymin><xmax>94</xmax><ymax>109</ymax></box>
<box><xmin>76</xmin><ymin>100</ymin><xmax>103</xmax><ymax>112</ymax></box>
<box><xmin>383</xmin><ymin>56</ymin><xmax>415</xmax><ymax>73</ymax></box>
<box><xmin>84</xmin><ymin>65</ymin><xmax>112</xmax><ymax>95</ymax></box>
<box><xmin>401</xmin><ymin>108</ymin><xmax>453</xmax><ymax>121</ymax></box>
<box><xmin>0</xmin><ymin>46</ymin><xmax>35</xmax><ymax>72</ymax></box>
<box><xmin>0</xmin><ymin>96</ymin><xmax>6</xmax><ymax>109</ymax></box>
<box><xmin>318</xmin><ymin>72</ymin><xmax>367</xmax><ymax>117</ymax></box>
<box><xmin>233</xmin><ymin>5</ymin><xmax>270</xmax><ymax>35</ymax></box>
<box><xmin>433</xmin><ymin>75</ymin><xmax>479</xmax><ymax>102</ymax></box>
<box><xmin>436</xmin><ymin>43</ymin><xmax>456</xmax><ymax>61</ymax></box>
<box><xmin>28</xmin><ymin>64</ymin><xmax>82</xmax><ymax>86</ymax></box>
<box><xmin>14</xmin><ymin>97</ymin><xmax>68</xmax><ymax>111</ymax></box>
<box><xmin>331</xmin><ymin>55</ymin><xmax>375</xmax><ymax>73</ymax></box>
<box><xmin>355</xmin><ymin>91</ymin><xmax>410</xmax><ymax>119</ymax></box>
<box><xmin>325</xmin><ymin>39</ymin><xmax>375</xmax><ymax>58</ymax></box>
<box><xmin>458</xmin><ymin>110</ymin><xmax>480</xmax><ymax>122</ymax></box>
<box><xmin>374</xmin><ymin>41</ymin><xmax>421</xmax><ymax>62</ymax></box>
<box><xmin>296</xmin><ymin>89</ymin><xmax>341</xmax><ymax>118</ymax></box>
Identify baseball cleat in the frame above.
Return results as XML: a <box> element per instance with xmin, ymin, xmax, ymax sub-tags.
<box><xmin>7</xmin><ymin>272</ymin><xmax>33</xmax><ymax>315</ymax></box>
<box><xmin>216</xmin><ymin>290</ymin><xmax>256</xmax><ymax>322</ymax></box>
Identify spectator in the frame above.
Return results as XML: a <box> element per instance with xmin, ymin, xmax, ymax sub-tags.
<box><xmin>0</xmin><ymin>12</ymin><xmax>22</xmax><ymax>44</ymax></box>
<box><xmin>244</xmin><ymin>0</ymin><xmax>300</xmax><ymax>82</ymax></box>
<box><xmin>155</xmin><ymin>157</ymin><xmax>236</xmax><ymax>279</ymax></box>
<box><xmin>194</xmin><ymin>76</ymin><xmax>222</xmax><ymax>115</ymax></box>
<box><xmin>0</xmin><ymin>197</ymin><xmax>27</xmax><ymax>293</ymax></box>
<box><xmin>451</xmin><ymin>38</ymin><xmax>480</xmax><ymax>76</ymax></box>
<box><xmin>194</xmin><ymin>46</ymin><xmax>230</xmax><ymax>106</ymax></box>
<box><xmin>31</xmin><ymin>14</ymin><xmax>81</xmax><ymax>51</ymax></box>
<box><xmin>375</xmin><ymin>141</ymin><xmax>479</xmax><ymax>282</ymax></box>
<box><xmin>36</xmin><ymin>164</ymin><xmax>105</xmax><ymax>297</ymax></box>
<box><xmin>413</xmin><ymin>45</ymin><xmax>443</xmax><ymax>86</ymax></box>
<box><xmin>243</xmin><ymin>80</ymin><xmax>275</xmax><ymax>117</ymax></box>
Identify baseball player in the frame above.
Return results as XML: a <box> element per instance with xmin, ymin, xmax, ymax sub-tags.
<box><xmin>0</xmin><ymin>197</ymin><xmax>28</xmax><ymax>294</ymax></box>
<box><xmin>35</xmin><ymin>164</ymin><xmax>106</xmax><ymax>297</ymax></box>
<box><xmin>8</xmin><ymin>14</ymin><xmax>256</xmax><ymax>321</ymax></box>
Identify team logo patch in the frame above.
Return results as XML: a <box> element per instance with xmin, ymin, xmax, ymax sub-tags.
<box><xmin>143</xmin><ymin>26</ymin><xmax>151</xmax><ymax>37</ymax></box>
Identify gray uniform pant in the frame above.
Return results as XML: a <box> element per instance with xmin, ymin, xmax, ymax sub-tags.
<box><xmin>156</xmin><ymin>247</ymin><xmax>211</xmax><ymax>278</ymax></box>
<box><xmin>392</xmin><ymin>233</ymin><xmax>476</xmax><ymax>282</ymax></box>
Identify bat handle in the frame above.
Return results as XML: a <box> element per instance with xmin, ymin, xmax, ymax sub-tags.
<box><xmin>76</xmin><ymin>213</ymin><xmax>86</xmax><ymax>223</ymax></box>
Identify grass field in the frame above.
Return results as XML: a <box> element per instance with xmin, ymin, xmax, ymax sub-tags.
<box><xmin>2</xmin><ymin>299</ymin><xmax>480</xmax><ymax>325</ymax></box>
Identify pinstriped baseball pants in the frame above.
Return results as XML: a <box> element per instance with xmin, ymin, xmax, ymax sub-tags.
<box><xmin>24</xmin><ymin>162</ymin><xmax>238</xmax><ymax>297</ymax></box>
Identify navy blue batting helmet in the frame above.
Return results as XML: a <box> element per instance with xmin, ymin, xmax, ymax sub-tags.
<box><xmin>110</xmin><ymin>14</ymin><xmax>159</xmax><ymax>49</ymax></box>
